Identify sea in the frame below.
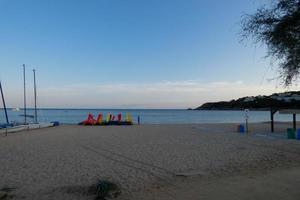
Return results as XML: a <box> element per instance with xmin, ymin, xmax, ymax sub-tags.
<box><xmin>0</xmin><ymin>109</ymin><xmax>295</xmax><ymax>124</ymax></box>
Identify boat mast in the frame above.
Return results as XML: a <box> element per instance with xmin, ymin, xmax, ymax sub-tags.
<box><xmin>33</xmin><ymin>69</ymin><xmax>37</xmax><ymax>123</ymax></box>
<box><xmin>23</xmin><ymin>64</ymin><xmax>27</xmax><ymax>124</ymax></box>
<box><xmin>0</xmin><ymin>81</ymin><xmax>9</xmax><ymax>124</ymax></box>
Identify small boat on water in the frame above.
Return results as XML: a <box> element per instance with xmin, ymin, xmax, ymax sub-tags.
<box><xmin>12</xmin><ymin>108</ymin><xmax>21</xmax><ymax>112</ymax></box>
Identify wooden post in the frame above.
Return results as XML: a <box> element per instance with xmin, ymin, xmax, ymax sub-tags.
<box><xmin>271</xmin><ymin>110</ymin><xmax>274</xmax><ymax>133</ymax></box>
<box><xmin>293</xmin><ymin>114</ymin><xmax>296</xmax><ymax>130</ymax></box>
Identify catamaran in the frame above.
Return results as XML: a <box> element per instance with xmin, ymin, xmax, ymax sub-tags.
<box><xmin>0</xmin><ymin>65</ymin><xmax>56</xmax><ymax>134</ymax></box>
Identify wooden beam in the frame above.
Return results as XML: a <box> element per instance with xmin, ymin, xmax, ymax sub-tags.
<box><xmin>293</xmin><ymin>114</ymin><xmax>296</xmax><ymax>130</ymax></box>
<box><xmin>280</xmin><ymin>109</ymin><xmax>300</xmax><ymax>114</ymax></box>
<box><xmin>271</xmin><ymin>111</ymin><xmax>274</xmax><ymax>133</ymax></box>
<box><xmin>270</xmin><ymin>109</ymin><xmax>277</xmax><ymax>133</ymax></box>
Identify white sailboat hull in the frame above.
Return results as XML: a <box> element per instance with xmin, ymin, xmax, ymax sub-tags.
<box><xmin>0</xmin><ymin>123</ymin><xmax>55</xmax><ymax>134</ymax></box>
<box><xmin>0</xmin><ymin>125</ymin><xmax>28</xmax><ymax>134</ymax></box>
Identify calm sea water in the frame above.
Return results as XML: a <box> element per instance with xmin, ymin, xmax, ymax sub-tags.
<box><xmin>0</xmin><ymin>109</ymin><xmax>295</xmax><ymax>124</ymax></box>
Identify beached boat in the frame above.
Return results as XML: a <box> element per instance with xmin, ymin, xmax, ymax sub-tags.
<box><xmin>1</xmin><ymin>67</ymin><xmax>58</xmax><ymax>136</ymax></box>
<box><xmin>28</xmin><ymin>124</ymin><xmax>40</xmax><ymax>130</ymax></box>
<box><xmin>38</xmin><ymin>122</ymin><xmax>55</xmax><ymax>128</ymax></box>
<box><xmin>0</xmin><ymin>123</ymin><xmax>55</xmax><ymax>134</ymax></box>
<box><xmin>0</xmin><ymin>125</ymin><xmax>28</xmax><ymax>134</ymax></box>
<box><xmin>79</xmin><ymin>113</ymin><xmax>133</xmax><ymax>126</ymax></box>
<box><xmin>28</xmin><ymin>123</ymin><xmax>54</xmax><ymax>129</ymax></box>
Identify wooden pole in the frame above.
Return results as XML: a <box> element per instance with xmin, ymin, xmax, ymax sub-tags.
<box><xmin>293</xmin><ymin>114</ymin><xmax>296</xmax><ymax>130</ymax></box>
<box><xmin>271</xmin><ymin>110</ymin><xmax>274</xmax><ymax>133</ymax></box>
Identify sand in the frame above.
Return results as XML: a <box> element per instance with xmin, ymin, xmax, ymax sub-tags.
<box><xmin>0</xmin><ymin>123</ymin><xmax>300</xmax><ymax>200</ymax></box>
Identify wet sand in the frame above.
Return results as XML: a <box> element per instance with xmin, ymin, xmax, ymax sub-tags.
<box><xmin>0</xmin><ymin>123</ymin><xmax>300</xmax><ymax>199</ymax></box>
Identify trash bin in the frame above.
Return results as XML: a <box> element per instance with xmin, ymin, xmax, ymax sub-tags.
<box><xmin>296</xmin><ymin>129</ymin><xmax>300</xmax><ymax>140</ymax></box>
<box><xmin>238</xmin><ymin>124</ymin><xmax>245</xmax><ymax>133</ymax></box>
<box><xmin>287</xmin><ymin>128</ymin><xmax>296</xmax><ymax>139</ymax></box>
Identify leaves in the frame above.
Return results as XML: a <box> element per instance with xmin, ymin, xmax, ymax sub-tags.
<box><xmin>241</xmin><ymin>0</ymin><xmax>300</xmax><ymax>86</ymax></box>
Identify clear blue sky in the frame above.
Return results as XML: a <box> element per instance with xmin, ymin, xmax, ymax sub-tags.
<box><xmin>0</xmin><ymin>0</ymin><xmax>289</xmax><ymax>108</ymax></box>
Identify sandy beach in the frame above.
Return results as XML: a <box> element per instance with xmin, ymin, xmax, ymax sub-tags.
<box><xmin>0</xmin><ymin>123</ymin><xmax>300</xmax><ymax>200</ymax></box>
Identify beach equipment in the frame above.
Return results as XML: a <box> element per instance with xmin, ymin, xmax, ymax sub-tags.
<box><xmin>296</xmin><ymin>129</ymin><xmax>300</xmax><ymax>140</ymax></box>
<box><xmin>0</xmin><ymin>125</ymin><xmax>27</xmax><ymax>134</ymax></box>
<box><xmin>0</xmin><ymin>123</ymin><xmax>55</xmax><ymax>135</ymax></box>
<box><xmin>79</xmin><ymin>112</ymin><xmax>133</xmax><ymax>126</ymax></box>
<box><xmin>237</xmin><ymin>124</ymin><xmax>245</xmax><ymax>133</ymax></box>
<box><xmin>117</xmin><ymin>114</ymin><xmax>122</xmax><ymax>122</ymax></box>
<box><xmin>80</xmin><ymin>113</ymin><xmax>96</xmax><ymax>125</ymax></box>
<box><xmin>125</xmin><ymin>113</ymin><xmax>132</xmax><ymax>123</ymax></box>
<box><xmin>96</xmin><ymin>114</ymin><xmax>103</xmax><ymax>124</ymax></box>
<box><xmin>106</xmin><ymin>113</ymin><xmax>111</xmax><ymax>123</ymax></box>
<box><xmin>287</xmin><ymin>128</ymin><xmax>296</xmax><ymax>139</ymax></box>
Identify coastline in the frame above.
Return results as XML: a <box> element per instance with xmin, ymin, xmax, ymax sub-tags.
<box><xmin>0</xmin><ymin>123</ymin><xmax>300</xmax><ymax>199</ymax></box>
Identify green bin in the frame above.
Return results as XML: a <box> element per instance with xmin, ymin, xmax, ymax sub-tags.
<box><xmin>287</xmin><ymin>128</ymin><xmax>296</xmax><ymax>139</ymax></box>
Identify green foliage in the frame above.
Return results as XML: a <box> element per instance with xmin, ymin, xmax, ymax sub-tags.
<box><xmin>241</xmin><ymin>0</ymin><xmax>300</xmax><ymax>86</ymax></box>
<box><xmin>95</xmin><ymin>180</ymin><xmax>120</xmax><ymax>200</ymax></box>
<box><xmin>0</xmin><ymin>187</ymin><xmax>16</xmax><ymax>200</ymax></box>
<box><xmin>196</xmin><ymin>91</ymin><xmax>300</xmax><ymax>110</ymax></box>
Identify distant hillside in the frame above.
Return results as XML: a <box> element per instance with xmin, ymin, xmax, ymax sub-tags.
<box><xmin>195</xmin><ymin>91</ymin><xmax>300</xmax><ymax>110</ymax></box>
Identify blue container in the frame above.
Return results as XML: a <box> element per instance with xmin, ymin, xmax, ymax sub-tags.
<box><xmin>297</xmin><ymin>129</ymin><xmax>300</xmax><ymax>140</ymax></box>
<box><xmin>51</xmin><ymin>121</ymin><xmax>60</xmax><ymax>126</ymax></box>
<box><xmin>239</xmin><ymin>124</ymin><xmax>245</xmax><ymax>133</ymax></box>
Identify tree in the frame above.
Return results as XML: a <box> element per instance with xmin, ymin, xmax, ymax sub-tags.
<box><xmin>241</xmin><ymin>0</ymin><xmax>300</xmax><ymax>86</ymax></box>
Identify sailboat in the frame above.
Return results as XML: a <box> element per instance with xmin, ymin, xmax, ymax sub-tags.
<box><xmin>0</xmin><ymin>80</ymin><xmax>9</xmax><ymax>127</ymax></box>
<box><xmin>1</xmin><ymin>65</ymin><xmax>55</xmax><ymax>135</ymax></box>
<box><xmin>27</xmin><ymin>68</ymin><xmax>54</xmax><ymax>129</ymax></box>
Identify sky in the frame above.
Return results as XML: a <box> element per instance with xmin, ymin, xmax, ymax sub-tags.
<box><xmin>0</xmin><ymin>0</ymin><xmax>298</xmax><ymax>109</ymax></box>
